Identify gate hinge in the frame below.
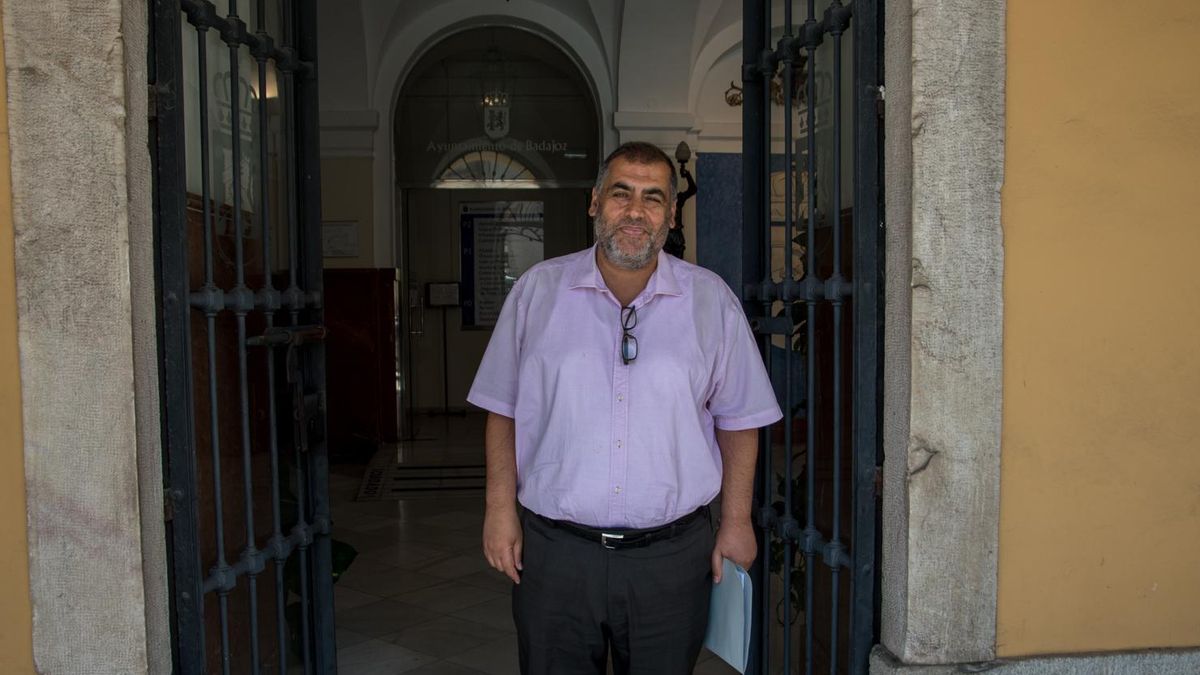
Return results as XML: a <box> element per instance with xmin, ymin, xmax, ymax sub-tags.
<box><xmin>875</xmin><ymin>85</ymin><xmax>885</xmax><ymax>120</ymax></box>
<box><xmin>148</xmin><ymin>84</ymin><xmax>158</xmax><ymax>120</ymax></box>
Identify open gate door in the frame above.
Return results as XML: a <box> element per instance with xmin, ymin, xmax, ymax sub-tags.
<box><xmin>149</xmin><ymin>0</ymin><xmax>336</xmax><ymax>672</ymax></box>
<box><xmin>732</xmin><ymin>0</ymin><xmax>885</xmax><ymax>673</ymax></box>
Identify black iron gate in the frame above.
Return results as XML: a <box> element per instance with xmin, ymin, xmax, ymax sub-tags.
<box><xmin>739</xmin><ymin>0</ymin><xmax>883</xmax><ymax>673</ymax></box>
<box><xmin>150</xmin><ymin>0</ymin><xmax>334</xmax><ymax>672</ymax></box>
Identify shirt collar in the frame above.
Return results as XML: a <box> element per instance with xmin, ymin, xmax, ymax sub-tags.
<box><xmin>566</xmin><ymin>244</ymin><xmax>684</xmax><ymax>299</ymax></box>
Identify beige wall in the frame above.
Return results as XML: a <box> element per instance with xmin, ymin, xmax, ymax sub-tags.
<box><xmin>0</xmin><ymin>12</ymin><xmax>36</xmax><ymax>671</ymax></box>
<box><xmin>998</xmin><ymin>0</ymin><xmax>1200</xmax><ymax>656</ymax></box>
<box><xmin>322</xmin><ymin>157</ymin><xmax>375</xmax><ymax>268</ymax></box>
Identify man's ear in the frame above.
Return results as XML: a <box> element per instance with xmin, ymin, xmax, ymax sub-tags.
<box><xmin>587</xmin><ymin>189</ymin><xmax>599</xmax><ymax>217</ymax></box>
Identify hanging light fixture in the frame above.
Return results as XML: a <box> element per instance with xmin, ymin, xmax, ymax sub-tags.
<box><xmin>481</xmin><ymin>45</ymin><xmax>510</xmax><ymax>107</ymax></box>
<box><xmin>479</xmin><ymin>43</ymin><xmax>511</xmax><ymax>140</ymax></box>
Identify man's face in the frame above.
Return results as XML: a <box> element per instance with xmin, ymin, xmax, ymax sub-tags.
<box><xmin>589</xmin><ymin>157</ymin><xmax>676</xmax><ymax>270</ymax></box>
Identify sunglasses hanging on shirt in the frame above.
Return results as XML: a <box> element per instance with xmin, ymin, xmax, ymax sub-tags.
<box><xmin>621</xmin><ymin>305</ymin><xmax>638</xmax><ymax>365</ymax></box>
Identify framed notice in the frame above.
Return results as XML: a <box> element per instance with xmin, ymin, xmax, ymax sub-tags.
<box><xmin>321</xmin><ymin>221</ymin><xmax>359</xmax><ymax>258</ymax></box>
<box><xmin>460</xmin><ymin>201</ymin><xmax>544</xmax><ymax>328</ymax></box>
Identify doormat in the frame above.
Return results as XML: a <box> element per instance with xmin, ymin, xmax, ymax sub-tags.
<box><xmin>355</xmin><ymin>463</ymin><xmax>486</xmax><ymax>501</ymax></box>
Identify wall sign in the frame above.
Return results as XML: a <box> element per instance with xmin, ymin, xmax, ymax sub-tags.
<box><xmin>321</xmin><ymin>221</ymin><xmax>359</xmax><ymax>258</ymax></box>
<box><xmin>426</xmin><ymin>282</ymin><xmax>460</xmax><ymax>307</ymax></box>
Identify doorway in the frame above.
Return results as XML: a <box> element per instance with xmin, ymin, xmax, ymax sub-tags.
<box><xmin>389</xmin><ymin>26</ymin><xmax>602</xmax><ymax>436</ymax></box>
<box><xmin>323</xmin><ymin>23</ymin><xmax>604</xmax><ymax>672</ymax></box>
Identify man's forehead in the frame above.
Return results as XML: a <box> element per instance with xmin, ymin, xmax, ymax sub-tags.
<box><xmin>601</xmin><ymin>158</ymin><xmax>672</xmax><ymax>190</ymax></box>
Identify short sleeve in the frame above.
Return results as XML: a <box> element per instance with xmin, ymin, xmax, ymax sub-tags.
<box><xmin>707</xmin><ymin>290</ymin><xmax>784</xmax><ymax>430</ymax></box>
<box><xmin>466</xmin><ymin>276</ymin><xmax>528</xmax><ymax>418</ymax></box>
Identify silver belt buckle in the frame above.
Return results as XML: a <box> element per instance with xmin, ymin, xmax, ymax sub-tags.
<box><xmin>601</xmin><ymin>532</ymin><xmax>624</xmax><ymax>549</ymax></box>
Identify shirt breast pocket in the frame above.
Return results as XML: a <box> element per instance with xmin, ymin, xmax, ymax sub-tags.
<box><xmin>638</xmin><ymin>342</ymin><xmax>715</xmax><ymax>406</ymax></box>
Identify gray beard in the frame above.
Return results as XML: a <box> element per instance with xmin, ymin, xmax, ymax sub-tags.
<box><xmin>594</xmin><ymin>217</ymin><xmax>665</xmax><ymax>270</ymax></box>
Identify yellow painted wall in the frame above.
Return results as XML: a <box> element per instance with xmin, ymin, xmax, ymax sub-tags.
<box><xmin>998</xmin><ymin>0</ymin><xmax>1200</xmax><ymax>656</ymax></box>
<box><xmin>0</xmin><ymin>8</ymin><xmax>36</xmax><ymax>671</ymax></box>
<box><xmin>321</xmin><ymin>157</ymin><xmax>375</xmax><ymax>268</ymax></box>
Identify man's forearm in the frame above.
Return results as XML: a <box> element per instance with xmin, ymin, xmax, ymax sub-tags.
<box><xmin>485</xmin><ymin>412</ymin><xmax>518</xmax><ymax>510</ymax></box>
<box><xmin>711</xmin><ymin>427</ymin><xmax>761</xmax><ymax>576</ymax></box>
<box><xmin>715</xmin><ymin>427</ymin><xmax>758</xmax><ymax>521</ymax></box>
<box><xmin>482</xmin><ymin>412</ymin><xmax>523</xmax><ymax>583</ymax></box>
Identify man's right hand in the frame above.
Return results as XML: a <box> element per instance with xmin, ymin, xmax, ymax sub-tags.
<box><xmin>483</xmin><ymin>505</ymin><xmax>524</xmax><ymax>584</ymax></box>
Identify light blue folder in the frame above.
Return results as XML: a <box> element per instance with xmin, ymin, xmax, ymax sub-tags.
<box><xmin>703</xmin><ymin>559</ymin><xmax>753</xmax><ymax>673</ymax></box>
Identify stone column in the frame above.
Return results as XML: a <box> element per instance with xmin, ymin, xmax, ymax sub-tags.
<box><xmin>877</xmin><ymin>0</ymin><xmax>1006</xmax><ymax>666</ymax></box>
<box><xmin>3</xmin><ymin>0</ymin><xmax>159</xmax><ymax>671</ymax></box>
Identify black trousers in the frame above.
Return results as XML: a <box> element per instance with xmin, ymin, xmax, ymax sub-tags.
<box><xmin>512</xmin><ymin>510</ymin><xmax>715</xmax><ymax>675</ymax></box>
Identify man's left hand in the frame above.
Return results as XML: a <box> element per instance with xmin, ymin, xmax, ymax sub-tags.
<box><xmin>711</xmin><ymin>515</ymin><xmax>757</xmax><ymax>583</ymax></box>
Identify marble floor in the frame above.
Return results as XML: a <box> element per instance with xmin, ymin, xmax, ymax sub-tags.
<box><xmin>328</xmin><ymin>413</ymin><xmax>740</xmax><ymax>675</ymax></box>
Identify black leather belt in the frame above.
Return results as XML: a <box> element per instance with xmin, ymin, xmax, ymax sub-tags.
<box><xmin>536</xmin><ymin>506</ymin><xmax>709</xmax><ymax>550</ymax></box>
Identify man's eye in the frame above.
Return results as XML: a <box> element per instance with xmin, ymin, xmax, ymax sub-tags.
<box><xmin>612</xmin><ymin>191</ymin><xmax>629</xmax><ymax>199</ymax></box>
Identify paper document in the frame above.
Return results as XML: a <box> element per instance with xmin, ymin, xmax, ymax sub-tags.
<box><xmin>703</xmin><ymin>559</ymin><xmax>753</xmax><ymax>673</ymax></box>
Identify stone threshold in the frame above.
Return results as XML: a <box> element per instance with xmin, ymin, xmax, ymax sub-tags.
<box><xmin>871</xmin><ymin>644</ymin><xmax>1200</xmax><ymax>674</ymax></box>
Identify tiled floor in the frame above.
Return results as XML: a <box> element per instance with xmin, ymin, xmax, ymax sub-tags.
<box><xmin>328</xmin><ymin>413</ymin><xmax>739</xmax><ymax>675</ymax></box>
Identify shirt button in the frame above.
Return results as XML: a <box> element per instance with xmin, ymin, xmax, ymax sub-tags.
<box><xmin>616</xmin><ymin>440</ymin><xmax>622</xmax><ymax>448</ymax></box>
<box><xmin>614</xmin><ymin>486</ymin><xmax>622</xmax><ymax>494</ymax></box>
<box><xmin>617</xmin><ymin>394</ymin><xmax>624</xmax><ymax>402</ymax></box>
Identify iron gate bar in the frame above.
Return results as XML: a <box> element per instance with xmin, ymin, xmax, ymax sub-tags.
<box><xmin>780</xmin><ymin>0</ymin><xmax>800</xmax><ymax>672</ymax></box>
<box><xmin>849</xmin><ymin>0</ymin><xmax>885</xmax><ymax>672</ymax></box>
<box><xmin>753</xmin><ymin>6</ymin><xmax>772</xmax><ymax>662</ymax></box>
<box><xmin>152</xmin><ymin>1</ymin><xmax>206</xmax><ymax>670</ymax></box>
<box><xmin>741</xmin><ymin>0</ymin><xmax>770</xmax><ymax>672</ymax></box>
<box><xmin>182</xmin><ymin>7</ymin><xmax>236</xmax><ymax>670</ymax></box>
<box><xmin>296</xmin><ymin>1</ymin><xmax>337</xmax><ymax>668</ymax></box>
<box><xmin>297</xmin><ymin>0</ymin><xmax>336</xmax><ymax>662</ymax></box>
<box><xmin>281</xmin><ymin>1</ymin><xmax>302</xmax><ymax>326</ymax></box>
<box><xmin>801</xmin><ymin>3</ymin><xmax>821</xmax><ymax>673</ymax></box>
<box><xmin>246</xmin><ymin>325</ymin><xmax>329</xmax><ymax>347</ymax></box>
<box><xmin>250</xmin><ymin>0</ymin><xmax>290</xmax><ymax>672</ymax></box>
<box><xmin>825</xmin><ymin>4</ymin><xmax>850</xmax><ymax>674</ymax></box>
<box><xmin>277</xmin><ymin>5</ymin><xmax>314</xmax><ymax>670</ymax></box>
<box><xmin>756</xmin><ymin>2</ymin><xmax>775</xmax><ymax>673</ymax></box>
<box><xmin>280</xmin><ymin>3</ymin><xmax>316</xmax><ymax>667</ymax></box>
<box><xmin>218</xmin><ymin>2</ymin><xmax>269</xmax><ymax>670</ymax></box>
<box><xmin>200</xmin><ymin>530</ymin><xmax>306</xmax><ymax>591</ymax></box>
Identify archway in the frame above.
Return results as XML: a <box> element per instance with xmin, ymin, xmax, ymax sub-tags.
<box><xmin>393</xmin><ymin>25</ymin><xmax>601</xmax><ymax>433</ymax></box>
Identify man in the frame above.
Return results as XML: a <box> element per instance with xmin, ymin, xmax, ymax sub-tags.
<box><xmin>467</xmin><ymin>142</ymin><xmax>781</xmax><ymax>674</ymax></box>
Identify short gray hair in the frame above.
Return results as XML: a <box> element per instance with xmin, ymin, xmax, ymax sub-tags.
<box><xmin>593</xmin><ymin>141</ymin><xmax>678</xmax><ymax>203</ymax></box>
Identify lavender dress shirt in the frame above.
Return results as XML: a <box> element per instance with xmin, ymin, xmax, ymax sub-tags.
<box><xmin>467</xmin><ymin>245</ymin><xmax>782</xmax><ymax>529</ymax></box>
